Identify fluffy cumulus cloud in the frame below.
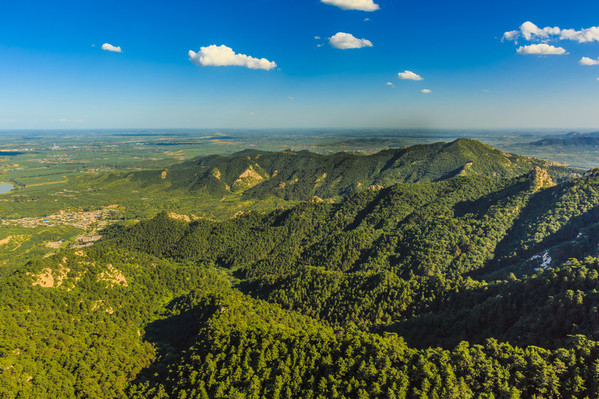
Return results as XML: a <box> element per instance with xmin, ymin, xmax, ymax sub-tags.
<box><xmin>560</xmin><ymin>27</ymin><xmax>599</xmax><ymax>43</ymax></box>
<box><xmin>188</xmin><ymin>45</ymin><xmax>277</xmax><ymax>70</ymax></box>
<box><xmin>516</xmin><ymin>44</ymin><xmax>566</xmax><ymax>55</ymax></box>
<box><xmin>321</xmin><ymin>0</ymin><xmax>379</xmax><ymax>11</ymax></box>
<box><xmin>520</xmin><ymin>21</ymin><xmax>560</xmax><ymax>41</ymax></box>
<box><xmin>329</xmin><ymin>32</ymin><xmax>373</xmax><ymax>49</ymax></box>
<box><xmin>503</xmin><ymin>21</ymin><xmax>599</xmax><ymax>43</ymax></box>
<box><xmin>580</xmin><ymin>57</ymin><xmax>599</xmax><ymax>66</ymax></box>
<box><xmin>420</xmin><ymin>89</ymin><xmax>432</xmax><ymax>94</ymax></box>
<box><xmin>397</xmin><ymin>70</ymin><xmax>423</xmax><ymax>81</ymax></box>
<box><xmin>101</xmin><ymin>43</ymin><xmax>122</xmax><ymax>53</ymax></box>
<box><xmin>386</xmin><ymin>82</ymin><xmax>395</xmax><ymax>88</ymax></box>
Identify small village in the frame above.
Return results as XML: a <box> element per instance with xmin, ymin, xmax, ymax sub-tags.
<box><xmin>1</xmin><ymin>205</ymin><xmax>121</xmax><ymax>231</ymax></box>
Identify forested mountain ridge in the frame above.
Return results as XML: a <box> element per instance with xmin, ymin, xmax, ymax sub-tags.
<box><xmin>101</xmin><ymin>170</ymin><xmax>599</xmax><ymax>345</ymax></box>
<box><xmin>126</xmin><ymin>138</ymin><xmax>580</xmax><ymax>201</ymax></box>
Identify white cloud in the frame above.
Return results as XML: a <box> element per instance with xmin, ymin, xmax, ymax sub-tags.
<box><xmin>329</xmin><ymin>32</ymin><xmax>373</xmax><ymax>49</ymax></box>
<box><xmin>521</xmin><ymin>21</ymin><xmax>560</xmax><ymax>40</ymax></box>
<box><xmin>397</xmin><ymin>70</ymin><xmax>423</xmax><ymax>81</ymax></box>
<box><xmin>580</xmin><ymin>57</ymin><xmax>599</xmax><ymax>66</ymax></box>
<box><xmin>386</xmin><ymin>82</ymin><xmax>395</xmax><ymax>88</ymax></box>
<box><xmin>502</xmin><ymin>30</ymin><xmax>520</xmax><ymax>42</ymax></box>
<box><xmin>188</xmin><ymin>45</ymin><xmax>277</xmax><ymax>70</ymax></box>
<box><xmin>420</xmin><ymin>89</ymin><xmax>432</xmax><ymax>94</ymax></box>
<box><xmin>516</xmin><ymin>44</ymin><xmax>566</xmax><ymax>55</ymax></box>
<box><xmin>560</xmin><ymin>27</ymin><xmax>599</xmax><ymax>43</ymax></box>
<box><xmin>503</xmin><ymin>21</ymin><xmax>599</xmax><ymax>43</ymax></box>
<box><xmin>321</xmin><ymin>0</ymin><xmax>380</xmax><ymax>11</ymax></box>
<box><xmin>314</xmin><ymin>36</ymin><xmax>321</xmax><ymax>40</ymax></box>
<box><xmin>503</xmin><ymin>21</ymin><xmax>560</xmax><ymax>42</ymax></box>
<box><xmin>101</xmin><ymin>43</ymin><xmax>122</xmax><ymax>53</ymax></box>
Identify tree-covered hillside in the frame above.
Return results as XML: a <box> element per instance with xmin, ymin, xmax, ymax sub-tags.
<box><xmin>101</xmin><ymin>170</ymin><xmax>599</xmax><ymax>347</ymax></box>
<box><xmin>125</xmin><ymin>138</ymin><xmax>580</xmax><ymax>201</ymax></box>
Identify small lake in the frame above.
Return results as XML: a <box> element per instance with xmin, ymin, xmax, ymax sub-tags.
<box><xmin>0</xmin><ymin>184</ymin><xmax>13</xmax><ymax>194</ymax></box>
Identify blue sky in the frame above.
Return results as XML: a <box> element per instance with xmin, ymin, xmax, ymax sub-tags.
<box><xmin>1</xmin><ymin>0</ymin><xmax>599</xmax><ymax>129</ymax></box>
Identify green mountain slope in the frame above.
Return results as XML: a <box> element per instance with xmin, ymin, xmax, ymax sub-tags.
<box><xmin>104</xmin><ymin>173</ymin><xmax>533</xmax><ymax>279</ymax></box>
<box><xmin>390</xmin><ymin>257</ymin><xmax>599</xmax><ymax>349</ymax></box>
<box><xmin>126</xmin><ymin>138</ymin><xmax>580</xmax><ymax>201</ymax></box>
<box><xmin>101</xmin><ymin>170</ymin><xmax>599</xmax><ymax>347</ymax></box>
<box><xmin>131</xmin><ymin>286</ymin><xmax>599</xmax><ymax>399</ymax></box>
<box><xmin>5</xmin><ymin>245</ymin><xmax>599</xmax><ymax>398</ymax></box>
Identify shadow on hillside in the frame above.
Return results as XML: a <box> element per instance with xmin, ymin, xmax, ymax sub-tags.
<box><xmin>473</xmin><ymin>203</ymin><xmax>599</xmax><ymax>280</ymax></box>
<box><xmin>381</xmin><ymin>253</ymin><xmax>599</xmax><ymax>350</ymax></box>
<box><xmin>488</xmin><ymin>186</ymin><xmax>558</xmax><ymax>259</ymax></box>
<box><xmin>453</xmin><ymin>179</ymin><xmax>529</xmax><ymax>219</ymax></box>
<box><xmin>129</xmin><ymin>294</ymin><xmax>218</xmax><ymax>388</ymax></box>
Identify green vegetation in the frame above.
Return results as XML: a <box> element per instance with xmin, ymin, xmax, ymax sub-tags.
<box><xmin>2</xmin><ymin>133</ymin><xmax>599</xmax><ymax>398</ymax></box>
<box><xmin>127</xmin><ymin>138</ymin><xmax>579</xmax><ymax>202</ymax></box>
<box><xmin>0</xmin><ymin>247</ymin><xmax>231</xmax><ymax>398</ymax></box>
<box><xmin>132</xmin><ymin>286</ymin><xmax>599</xmax><ymax>399</ymax></box>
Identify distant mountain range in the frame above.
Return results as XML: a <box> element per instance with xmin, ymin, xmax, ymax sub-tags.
<box><xmin>520</xmin><ymin>131</ymin><xmax>599</xmax><ymax>148</ymax></box>
<box><xmin>529</xmin><ymin>136</ymin><xmax>599</xmax><ymax>147</ymax></box>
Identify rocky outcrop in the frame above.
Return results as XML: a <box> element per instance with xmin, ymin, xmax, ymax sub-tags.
<box><xmin>529</xmin><ymin>167</ymin><xmax>555</xmax><ymax>190</ymax></box>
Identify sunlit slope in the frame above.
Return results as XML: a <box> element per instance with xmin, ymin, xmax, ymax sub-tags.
<box><xmin>127</xmin><ymin>138</ymin><xmax>580</xmax><ymax>200</ymax></box>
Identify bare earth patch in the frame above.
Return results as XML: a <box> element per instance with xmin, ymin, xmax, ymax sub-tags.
<box><xmin>233</xmin><ymin>165</ymin><xmax>265</xmax><ymax>189</ymax></box>
<box><xmin>91</xmin><ymin>300</ymin><xmax>115</xmax><ymax>314</ymax></box>
<box><xmin>97</xmin><ymin>264</ymin><xmax>128</xmax><ymax>287</ymax></box>
<box><xmin>236</xmin><ymin>165</ymin><xmax>263</xmax><ymax>181</ymax></box>
<box><xmin>0</xmin><ymin>236</ymin><xmax>15</xmax><ymax>246</ymax></box>
<box><xmin>30</xmin><ymin>264</ymin><xmax>70</xmax><ymax>288</ymax></box>
<box><xmin>168</xmin><ymin>213</ymin><xmax>191</xmax><ymax>223</ymax></box>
